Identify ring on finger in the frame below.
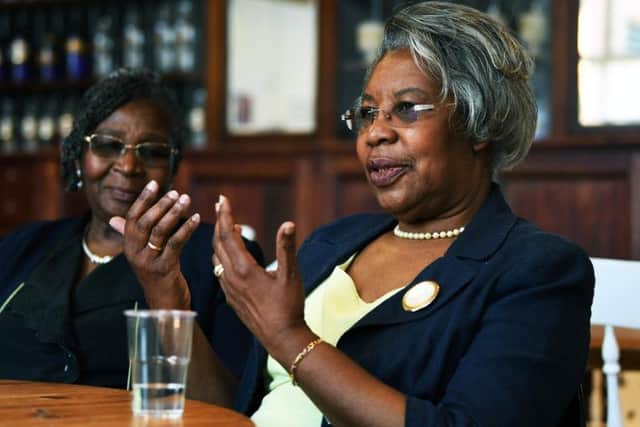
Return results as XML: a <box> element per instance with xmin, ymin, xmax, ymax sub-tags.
<box><xmin>214</xmin><ymin>264</ymin><xmax>224</xmax><ymax>278</ymax></box>
<box><xmin>147</xmin><ymin>241</ymin><xmax>164</xmax><ymax>252</ymax></box>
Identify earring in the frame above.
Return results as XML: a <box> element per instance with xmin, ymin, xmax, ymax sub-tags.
<box><xmin>76</xmin><ymin>168</ymin><xmax>83</xmax><ymax>190</ymax></box>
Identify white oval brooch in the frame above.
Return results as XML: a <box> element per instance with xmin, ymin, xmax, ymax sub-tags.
<box><xmin>402</xmin><ymin>281</ymin><xmax>440</xmax><ymax>312</ymax></box>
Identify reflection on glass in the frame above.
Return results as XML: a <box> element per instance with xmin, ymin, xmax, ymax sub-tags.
<box><xmin>226</xmin><ymin>0</ymin><xmax>318</xmax><ymax>135</ymax></box>
<box><xmin>578</xmin><ymin>0</ymin><xmax>640</xmax><ymax>126</ymax></box>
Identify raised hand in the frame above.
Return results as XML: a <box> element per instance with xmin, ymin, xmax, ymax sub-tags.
<box><xmin>213</xmin><ymin>195</ymin><xmax>310</xmax><ymax>359</ymax></box>
<box><xmin>109</xmin><ymin>180</ymin><xmax>200</xmax><ymax>309</ymax></box>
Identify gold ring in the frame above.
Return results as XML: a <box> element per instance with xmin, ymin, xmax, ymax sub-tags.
<box><xmin>214</xmin><ymin>264</ymin><xmax>224</xmax><ymax>278</ymax></box>
<box><xmin>147</xmin><ymin>241</ymin><xmax>164</xmax><ymax>252</ymax></box>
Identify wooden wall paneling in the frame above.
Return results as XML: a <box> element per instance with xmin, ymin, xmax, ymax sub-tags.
<box><xmin>204</xmin><ymin>0</ymin><xmax>226</xmax><ymax>145</ymax></box>
<box><xmin>292</xmin><ymin>154</ymin><xmax>335</xmax><ymax>245</ymax></box>
<box><xmin>0</xmin><ymin>154</ymin><xmax>67</xmax><ymax>235</ymax></box>
<box><xmin>330</xmin><ymin>152</ymin><xmax>381</xmax><ymax>218</ymax></box>
<box><xmin>317</xmin><ymin>0</ymin><xmax>338</xmax><ymax>142</ymax></box>
<box><xmin>551</xmin><ymin>0</ymin><xmax>578</xmax><ymax>137</ymax></box>
<box><xmin>501</xmin><ymin>147</ymin><xmax>631</xmax><ymax>258</ymax></box>
<box><xmin>184</xmin><ymin>152</ymin><xmax>295</xmax><ymax>260</ymax></box>
<box><xmin>630</xmin><ymin>152</ymin><xmax>640</xmax><ymax>259</ymax></box>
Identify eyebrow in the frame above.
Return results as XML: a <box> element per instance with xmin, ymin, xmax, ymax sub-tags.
<box><xmin>360</xmin><ymin>87</ymin><xmax>430</xmax><ymax>102</ymax></box>
<box><xmin>94</xmin><ymin>128</ymin><xmax>169</xmax><ymax>143</ymax></box>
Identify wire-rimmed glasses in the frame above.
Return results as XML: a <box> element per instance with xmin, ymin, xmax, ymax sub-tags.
<box><xmin>84</xmin><ymin>134</ymin><xmax>177</xmax><ymax>168</ymax></box>
<box><xmin>341</xmin><ymin>102</ymin><xmax>434</xmax><ymax>133</ymax></box>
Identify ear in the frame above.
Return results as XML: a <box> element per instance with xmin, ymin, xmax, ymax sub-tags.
<box><xmin>472</xmin><ymin>140</ymin><xmax>489</xmax><ymax>153</ymax></box>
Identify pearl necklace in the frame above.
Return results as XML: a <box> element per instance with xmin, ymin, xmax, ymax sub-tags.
<box><xmin>82</xmin><ymin>237</ymin><xmax>114</xmax><ymax>264</ymax></box>
<box><xmin>393</xmin><ymin>224</ymin><xmax>465</xmax><ymax>240</ymax></box>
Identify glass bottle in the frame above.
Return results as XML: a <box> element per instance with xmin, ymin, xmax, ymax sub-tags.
<box><xmin>0</xmin><ymin>13</ymin><xmax>10</xmax><ymax>82</ymax></box>
<box><xmin>9</xmin><ymin>9</ymin><xmax>32</xmax><ymax>83</ymax></box>
<box><xmin>36</xmin><ymin>9</ymin><xmax>62</xmax><ymax>83</ymax></box>
<box><xmin>38</xmin><ymin>98</ymin><xmax>57</xmax><ymax>148</ymax></box>
<box><xmin>0</xmin><ymin>98</ymin><xmax>17</xmax><ymax>153</ymax></box>
<box><xmin>188</xmin><ymin>87</ymin><xmax>207</xmax><ymax>148</ymax></box>
<box><xmin>154</xmin><ymin>1</ymin><xmax>177</xmax><ymax>72</ymax></box>
<box><xmin>20</xmin><ymin>98</ymin><xmax>39</xmax><ymax>152</ymax></box>
<box><xmin>175</xmin><ymin>0</ymin><xmax>197</xmax><ymax>72</ymax></box>
<box><xmin>57</xmin><ymin>97</ymin><xmax>76</xmax><ymax>141</ymax></box>
<box><xmin>92</xmin><ymin>5</ymin><xmax>116</xmax><ymax>77</ymax></box>
<box><xmin>123</xmin><ymin>4</ymin><xmax>146</xmax><ymax>69</ymax></box>
<box><xmin>65</xmin><ymin>8</ymin><xmax>90</xmax><ymax>81</ymax></box>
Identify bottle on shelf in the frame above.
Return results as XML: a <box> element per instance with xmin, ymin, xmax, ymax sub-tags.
<box><xmin>123</xmin><ymin>4</ymin><xmax>146</xmax><ymax>69</ymax></box>
<box><xmin>57</xmin><ymin>97</ymin><xmax>76</xmax><ymax>141</ymax></box>
<box><xmin>91</xmin><ymin>5</ymin><xmax>117</xmax><ymax>78</ymax></box>
<box><xmin>38</xmin><ymin>98</ymin><xmax>58</xmax><ymax>148</ymax></box>
<box><xmin>486</xmin><ymin>1</ymin><xmax>508</xmax><ymax>26</ymax></box>
<box><xmin>9</xmin><ymin>9</ymin><xmax>32</xmax><ymax>83</ymax></box>
<box><xmin>0</xmin><ymin>98</ymin><xmax>17</xmax><ymax>153</ymax></box>
<box><xmin>175</xmin><ymin>0</ymin><xmax>197</xmax><ymax>73</ymax></box>
<box><xmin>65</xmin><ymin>8</ymin><xmax>90</xmax><ymax>81</ymax></box>
<box><xmin>0</xmin><ymin>13</ymin><xmax>10</xmax><ymax>82</ymax></box>
<box><xmin>187</xmin><ymin>87</ymin><xmax>207</xmax><ymax>148</ymax></box>
<box><xmin>35</xmin><ymin>9</ymin><xmax>62</xmax><ymax>83</ymax></box>
<box><xmin>20</xmin><ymin>98</ymin><xmax>39</xmax><ymax>152</ymax></box>
<box><xmin>154</xmin><ymin>1</ymin><xmax>177</xmax><ymax>73</ymax></box>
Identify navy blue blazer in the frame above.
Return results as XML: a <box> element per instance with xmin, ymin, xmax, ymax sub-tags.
<box><xmin>234</xmin><ymin>185</ymin><xmax>594</xmax><ymax>426</ymax></box>
<box><xmin>0</xmin><ymin>215</ymin><xmax>263</xmax><ymax>387</ymax></box>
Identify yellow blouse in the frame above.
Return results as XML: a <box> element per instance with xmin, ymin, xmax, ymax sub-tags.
<box><xmin>251</xmin><ymin>254</ymin><xmax>403</xmax><ymax>427</ymax></box>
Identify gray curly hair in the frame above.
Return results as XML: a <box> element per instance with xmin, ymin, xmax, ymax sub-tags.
<box><xmin>61</xmin><ymin>67</ymin><xmax>183</xmax><ymax>191</ymax></box>
<box><xmin>364</xmin><ymin>1</ymin><xmax>537</xmax><ymax>176</ymax></box>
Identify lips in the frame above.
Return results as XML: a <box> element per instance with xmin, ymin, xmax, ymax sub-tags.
<box><xmin>367</xmin><ymin>157</ymin><xmax>409</xmax><ymax>187</ymax></box>
<box><xmin>108</xmin><ymin>187</ymin><xmax>142</xmax><ymax>203</ymax></box>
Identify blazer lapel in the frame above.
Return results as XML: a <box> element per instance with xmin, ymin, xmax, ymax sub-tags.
<box><xmin>351</xmin><ymin>256</ymin><xmax>479</xmax><ymax>329</ymax></box>
<box><xmin>305</xmin><ymin>184</ymin><xmax>518</xmax><ymax>330</ymax></box>
<box><xmin>10</xmin><ymin>224</ymin><xmax>85</xmax><ymax>345</ymax></box>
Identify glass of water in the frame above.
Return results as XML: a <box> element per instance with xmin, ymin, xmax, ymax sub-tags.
<box><xmin>124</xmin><ymin>309</ymin><xmax>196</xmax><ymax>418</ymax></box>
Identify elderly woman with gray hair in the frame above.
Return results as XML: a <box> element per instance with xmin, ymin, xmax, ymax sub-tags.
<box><xmin>120</xmin><ymin>2</ymin><xmax>594</xmax><ymax>426</ymax></box>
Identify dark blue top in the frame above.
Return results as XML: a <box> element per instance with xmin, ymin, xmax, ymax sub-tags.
<box><xmin>234</xmin><ymin>185</ymin><xmax>594</xmax><ymax>427</ymax></box>
<box><xmin>0</xmin><ymin>215</ymin><xmax>264</xmax><ymax>388</ymax></box>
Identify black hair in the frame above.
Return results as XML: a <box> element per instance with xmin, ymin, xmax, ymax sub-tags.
<box><xmin>61</xmin><ymin>67</ymin><xmax>184</xmax><ymax>191</ymax></box>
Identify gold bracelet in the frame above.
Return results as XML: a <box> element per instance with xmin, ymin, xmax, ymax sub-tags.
<box><xmin>289</xmin><ymin>337</ymin><xmax>323</xmax><ymax>386</ymax></box>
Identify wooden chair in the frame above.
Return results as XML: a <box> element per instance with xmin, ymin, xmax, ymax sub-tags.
<box><xmin>590</xmin><ymin>257</ymin><xmax>640</xmax><ymax>427</ymax></box>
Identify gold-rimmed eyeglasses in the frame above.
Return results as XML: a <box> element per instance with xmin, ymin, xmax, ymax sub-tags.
<box><xmin>84</xmin><ymin>134</ymin><xmax>177</xmax><ymax>168</ymax></box>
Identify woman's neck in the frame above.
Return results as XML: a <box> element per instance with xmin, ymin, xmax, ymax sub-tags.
<box><xmin>85</xmin><ymin>217</ymin><xmax>124</xmax><ymax>256</ymax></box>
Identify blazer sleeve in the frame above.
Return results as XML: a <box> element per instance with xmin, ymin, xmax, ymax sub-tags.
<box><xmin>406</xmin><ymin>237</ymin><xmax>594</xmax><ymax>427</ymax></box>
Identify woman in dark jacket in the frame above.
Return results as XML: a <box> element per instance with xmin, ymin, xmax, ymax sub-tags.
<box><xmin>0</xmin><ymin>68</ymin><xmax>263</xmax><ymax>398</ymax></box>
<box><xmin>120</xmin><ymin>3</ymin><xmax>594</xmax><ymax>426</ymax></box>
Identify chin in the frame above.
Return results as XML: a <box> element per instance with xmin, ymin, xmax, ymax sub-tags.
<box><xmin>103</xmin><ymin>201</ymin><xmax>133</xmax><ymax>219</ymax></box>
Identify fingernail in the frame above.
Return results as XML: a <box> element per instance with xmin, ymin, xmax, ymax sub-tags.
<box><xmin>191</xmin><ymin>213</ymin><xmax>200</xmax><ymax>223</ymax></box>
<box><xmin>215</xmin><ymin>194</ymin><xmax>225</xmax><ymax>213</ymax></box>
<box><xmin>284</xmin><ymin>222</ymin><xmax>295</xmax><ymax>235</ymax></box>
<box><xmin>167</xmin><ymin>190</ymin><xmax>179</xmax><ymax>200</ymax></box>
<box><xmin>146</xmin><ymin>180</ymin><xmax>158</xmax><ymax>192</ymax></box>
<box><xmin>178</xmin><ymin>194</ymin><xmax>190</xmax><ymax>205</ymax></box>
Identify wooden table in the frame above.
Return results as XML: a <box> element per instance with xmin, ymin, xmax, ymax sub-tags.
<box><xmin>0</xmin><ymin>380</ymin><xmax>254</xmax><ymax>427</ymax></box>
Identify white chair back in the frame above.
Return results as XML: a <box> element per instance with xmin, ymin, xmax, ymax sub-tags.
<box><xmin>590</xmin><ymin>257</ymin><xmax>640</xmax><ymax>427</ymax></box>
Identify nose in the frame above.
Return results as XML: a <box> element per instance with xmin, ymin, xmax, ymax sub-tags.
<box><xmin>113</xmin><ymin>145</ymin><xmax>142</xmax><ymax>175</ymax></box>
<box><xmin>365</xmin><ymin>111</ymin><xmax>397</xmax><ymax>147</ymax></box>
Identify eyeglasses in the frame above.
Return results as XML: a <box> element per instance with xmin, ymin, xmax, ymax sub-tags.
<box><xmin>84</xmin><ymin>134</ymin><xmax>177</xmax><ymax>167</ymax></box>
<box><xmin>341</xmin><ymin>102</ymin><xmax>434</xmax><ymax>133</ymax></box>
